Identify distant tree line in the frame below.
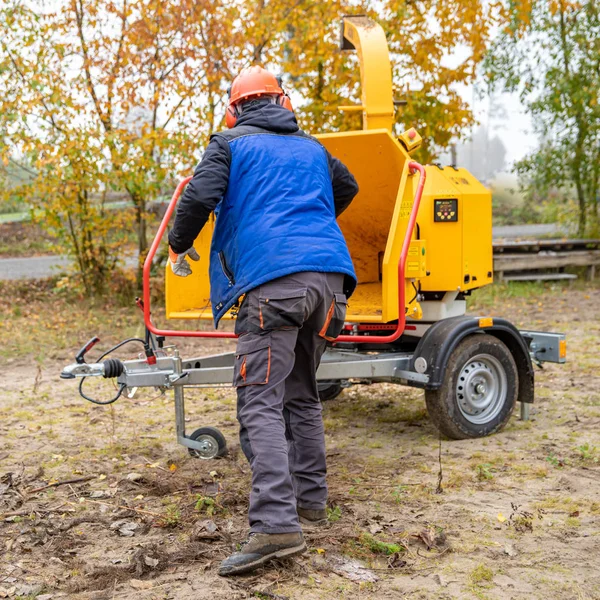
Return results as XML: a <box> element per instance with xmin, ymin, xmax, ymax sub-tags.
<box><xmin>486</xmin><ymin>0</ymin><xmax>600</xmax><ymax>237</ymax></box>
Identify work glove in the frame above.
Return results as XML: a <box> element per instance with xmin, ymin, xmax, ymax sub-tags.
<box><xmin>168</xmin><ymin>246</ymin><xmax>199</xmax><ymax>277</ymax></box>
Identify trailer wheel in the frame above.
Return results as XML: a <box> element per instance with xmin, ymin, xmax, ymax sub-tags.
<box><xmin>425</xmin><ymin>334</ymin><xmax>518</xmax><ymax>440</ymax></box>
<box><xmin>318</xmin><ymin>383</ymin><xmax>343</xmax><ymax>402</ymax></box>
<box><xmin>187</xmin><ymin>426</ymin><xmax>228</xmax><ymax>459</ymax></box>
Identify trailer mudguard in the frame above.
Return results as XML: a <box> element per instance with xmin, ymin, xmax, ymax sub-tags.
<box><xmin>411</xmin><ymin>316</ymin><xmax>535</xmax><ymax>403</ymax></box>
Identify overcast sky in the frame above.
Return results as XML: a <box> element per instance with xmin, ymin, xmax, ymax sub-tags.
<box><xmin>466</xmin><ymin>86</ymin><xmax>537</xmax><ymax>168</ymax></box>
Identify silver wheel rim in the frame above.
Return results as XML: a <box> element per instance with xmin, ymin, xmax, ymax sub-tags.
<box><xmin>191</xmin><ymin>434</ymin><xmax>220</xmax><ymax>459</ymax></box>
<box><xmin>456</xmin><ymin>353</ymin><xmax>507</xmax><ymax>424</ymax></box>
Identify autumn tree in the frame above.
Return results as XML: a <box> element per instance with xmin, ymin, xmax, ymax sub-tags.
<box><xmin>234</xmin><ymin>1</ymin><xmax>505</xmax><ymax>160</ymax></box>
<box><xmin>485</xmin><ymin>0</ymin><xmax>600</xmax><ymax>236</ymax></box>
<box><xmin>0</xmin><ymin>0</ymin><xmax>239</xmax><ymax>290</ymax></box>
<box><xmin>1</xmin><ymin>0</ymin><xmax>506</xmax><ymax>293</ymax></box>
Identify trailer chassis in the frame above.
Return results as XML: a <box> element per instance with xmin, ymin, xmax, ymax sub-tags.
<box><xmin>60</xmin><ymin>328</ymin><xmax>565</xmax><ymax>458</ymax></box>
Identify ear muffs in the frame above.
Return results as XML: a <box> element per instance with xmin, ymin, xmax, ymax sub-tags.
<box><xmin>274</xmin><ymin>77</ymin><xmax>293</xmax><ymax>112</ymax></box>
<box><xmin>226</xmin><ymin>86</ymin><xmax>237</xmax><ymax>128</ymax></box>
<box><xmin>226</xmin><ymin>105</ymin><xmax>237</xmax><ymax>128</ymax></box>
<box><xmin>278</xmin><ymin>94</ymin><xmax>293</xmax><ymax>112</ymax></box>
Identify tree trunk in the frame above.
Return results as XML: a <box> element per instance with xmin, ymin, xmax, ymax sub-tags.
<box><xmin>575</xmin><ymin>180</ymin><xmax>587</xmax><ymax>237</ymax></box>
<box><xmin>135</xmin><ymin>199</ymin><xmax>148</xmax><ymax>289</ymax></box>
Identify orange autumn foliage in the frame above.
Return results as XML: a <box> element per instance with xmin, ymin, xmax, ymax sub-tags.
<box><xmin>1</xmin><ymin>0</ymin><xmax>505</xmax><ymax>291</ymax></box>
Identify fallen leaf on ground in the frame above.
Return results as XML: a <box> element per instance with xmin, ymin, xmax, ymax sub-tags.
<box><xmin>130</xmin><ymin>579</ymin><xmax>153</xmax><ymax>590</ymax></box>
<box><xmin>413</xmin><ymin>527</ymin><xmax>448</xmax><ymax>551</ymax></box>
<box><xmin>368</xmin><ymin>523</ymin><xmax>383</xmax><ymax>534</ymax></box>
<box><xmin>110</xmin><ymin>520</ymin><xmax>139</xmax><ymax>537</ymax></box>
<box><xmin>144</xmin><ymin>556</ymin><xmax>159</xmax><ymax>568</ymax></box>
<box><xmin>193</xmin><ymin>520</ymin><xmax>219</xmax><ymax>539</ymax></box>
<box><xmin>387</xmin><ymin>552</ymin><xmax>407</xmax><ymax>569</ymax></box>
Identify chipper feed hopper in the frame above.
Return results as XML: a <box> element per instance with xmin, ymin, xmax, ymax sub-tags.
<box><xmin>61</xmin><ymin>17</ymin><xmax>566</xmax><ymax>458</ymax></box>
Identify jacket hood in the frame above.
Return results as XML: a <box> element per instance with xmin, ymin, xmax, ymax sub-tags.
<box><xmin>234</xmin><ymin>102</ymin><xmax>299</xmax><ymax>134</ymax></box>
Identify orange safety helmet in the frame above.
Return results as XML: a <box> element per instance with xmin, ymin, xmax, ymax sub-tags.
<box><xmin>226</xmin><ymin>66</ymin><xmax>293</xmax><ymax>128</ymax></box>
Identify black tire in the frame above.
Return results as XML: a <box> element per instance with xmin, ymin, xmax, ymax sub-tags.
<box><xmin>425</xmin><ymin>334</ymin><xmax>518</xmax><ymax>440</ymax></box>
<box><xmin>318</xmin><ymin>383</ymin><xmax>343</xmax><ymax>402</ymax></box>
<box><xmin>187</xmin><ymin>426</ymin><xmax>228</xmax><ymax>459</ymax></box>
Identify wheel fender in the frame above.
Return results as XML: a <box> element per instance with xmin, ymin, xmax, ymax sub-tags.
<box><xmin>412</xmin><ymin>316</ymin><xmax>534</xmax><ymax>403</ymax></box>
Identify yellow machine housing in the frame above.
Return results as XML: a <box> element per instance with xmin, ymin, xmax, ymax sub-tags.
<box><xmin>165</xmin><ymin>16</ymin><xmax>493</xmax><ymax>325</ymax></box>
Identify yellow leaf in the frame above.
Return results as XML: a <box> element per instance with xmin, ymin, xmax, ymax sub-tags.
<box><xmin>317</xmin><ymin>548</ymin><xmax>325</xmax><ymax>554</ymax></box>
<box><xmin>98</xmin><ymin>474</ymin><xmax>107</xmax><ymax>480</ymax></box>
<box><xmin>169</xmin><ymin>464</ymin><xmax>177</xmax><ymax>471</ymax></box>
<box><xmin>133</xmin><ymin>495</ymin><xmax>144</xmax><ymax>500</ymax></box>
<box><xmin>497</xmin><ymin>513</ymin><xmax>506</xmax><ymax>523</ymax></box>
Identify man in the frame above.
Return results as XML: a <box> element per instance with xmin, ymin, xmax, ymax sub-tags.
<box><xmin>168</xmin><ymin>66</ymin><xmax>358</xmax><ymax>576</ymax></box>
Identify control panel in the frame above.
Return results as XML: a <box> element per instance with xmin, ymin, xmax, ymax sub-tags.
<box><xmin>434</xmin><ymin>198</ymin><xmax>458</xmax><ymax>222</ymax></box>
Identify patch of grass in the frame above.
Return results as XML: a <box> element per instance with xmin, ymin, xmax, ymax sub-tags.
<box><xmin>575</xmin><ymin>442</ymin><xmax>598</xmax><ymax>463</ymax></box>
<box><xmin>565</xmin><ymin>516</ymin><xmax>581</xmax><ymax>528</ymax></box>
<box><xmin>327</xmin><ymin>505</ymin><xmax>342</xmax><ymax>522</ymax></box>
<box><xmin>364</xmin><ymin>440</ymin><xmax>384</xmax><ymax>449</ymax></box>
<box><xmin>391</xmin><ymin>485</ymin><xmax>409</xmax><ymax>503</ymax></box>
<box><xmin>194</xmin><ymin>495</ymin><xmax>219</xmax><ymax>516</ymax></box>
<box><xmin>468</xmin><ymin>279</ymin><xmax>593</xmax><ymax>312</ymax></box>
<box><xmin>475</xmin><ymin>463</ymin><xmax>495</xmax><ymax>481</ymax></box>
<box><xmin>357</xmin><ymin>532</ymin><xmax>403</xmax><ymax>556</ymax></box>
<box><xmin>159</xmin><ymin>504</ymin><xmax>181</xmax><ymax>528</ymax></box>
<box><xmin>446</xmin><ymin>470</ymin><xmax>470</xmax><ymax>489</ymax></box>
<box><xmin>511</xmin><ymin>463</ymin><xmax>548</xmax><ymax>479</ymax></box>
<box><xmin>535</xmin><ymin>495</ymin><xmax>580</xmax><ymax>514</ymax></box>
<box><xmin>546</xmin><ymin>452</ymin><xmax>567</xmax><ymax>468</ymax></box>
<box><xmin>344</xmin><ymin>532</ymin><xmax>405</xmax><ymax>560</ymax></box>
<box><xmin>470</xmin><ymin>562</ymin><xmax>494</xmax><ymax>585</ymax></box>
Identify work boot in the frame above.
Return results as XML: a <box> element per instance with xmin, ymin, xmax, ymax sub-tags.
<box><xmin>297</xmin><ymin>507</ymin><xmax>328</xmax><ymax>527</ymax></box>
<box><xmin>218</xmin><ymin>532</ymin><xmax>306</xmax><ymax>576</ymax></box>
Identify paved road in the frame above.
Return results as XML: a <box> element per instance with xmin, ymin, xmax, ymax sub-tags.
<box><xmin>0</xmin><ymin>254</ymin><xmax>139</xmax><ymax>280</ymax></box>
<box><xmin>0</xmin><ymin>255</ymin><xmax>71</xmax><ymax>280</ymax></box>
<box><xmin>0</xmin><ymin>223</ymin><xmax>569</xmax><ymax>280</ymax></box>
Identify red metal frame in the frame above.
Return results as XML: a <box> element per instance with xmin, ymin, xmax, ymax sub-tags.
<box><xmin>142</xmin><ymin>161</ymin><xmax>426</xmax><ymax>342</ymax></box>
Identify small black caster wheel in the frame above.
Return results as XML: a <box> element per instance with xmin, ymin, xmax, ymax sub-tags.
<box><xmin>318</xmin><ymin>382</ymin><xmax>343</xmax><ymax>402</ymax></box>
<box><xmin>187</xmin><ymin>426</ymin><xmax>228</xmax><ymax>459</ymax></box>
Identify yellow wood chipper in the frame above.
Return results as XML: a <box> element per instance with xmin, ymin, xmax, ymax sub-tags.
<box><xmin>61</xmin><ymin>17</ymin><xmax>566</xmax><ymax>459</ymax></box>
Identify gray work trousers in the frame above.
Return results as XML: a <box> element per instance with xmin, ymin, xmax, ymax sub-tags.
<box><xmin>233</xmin><ymin>271</ymin><xmax>347</xmax><ymax>534</ymax></box>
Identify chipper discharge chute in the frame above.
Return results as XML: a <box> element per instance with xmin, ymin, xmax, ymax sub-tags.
<box><xmin>61</xmin><ymin>16</ymin><xmax>566</xmax><ymax>457</ymax></box>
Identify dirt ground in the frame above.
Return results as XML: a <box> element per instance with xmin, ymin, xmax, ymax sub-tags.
<box><xmin>1</xmin><ymin>280</ymin><xmax>599</xmax><ymax>600</ymax></box>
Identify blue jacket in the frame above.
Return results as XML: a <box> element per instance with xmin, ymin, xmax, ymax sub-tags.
<box><xmin>169</xmin><ymin>103</ymin><xmax>358</xmax><ymax>327</ymax></box>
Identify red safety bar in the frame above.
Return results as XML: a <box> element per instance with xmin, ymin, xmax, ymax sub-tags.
<box><xmin>142</xmin><ymin>161</ymin><xmax>426</xmax><ymax>342</ymax></box>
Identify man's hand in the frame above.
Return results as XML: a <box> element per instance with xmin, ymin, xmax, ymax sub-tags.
<box><xmin>169</xmin><ymin>247</ymin><xmax>200</xmax><ymax>277</ymax></box>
